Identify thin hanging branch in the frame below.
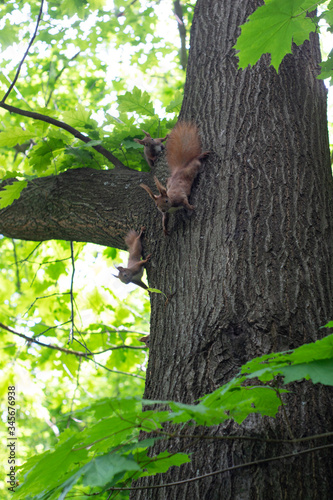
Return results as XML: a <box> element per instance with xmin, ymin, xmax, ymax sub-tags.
<box><xmin>0</xmin><ymin>322</ymin><xmax>146</xmax><ymax>356</ymax></box>
<box><xmin>12</xmin><ymin>239</ymin><xmax>21</xmax><ymax>293</ymax></box>
<box><xmin>108</xmin><ymin>443</ymin><xmax>333</xmax><ymax>492</ymax></box>
<box><xmin>173</xmin><ymin>0</ymin><xmax>188</xmax><ymax>70</ymax></box>
<box><xmin>68</xmin><ymin>241</ymin><xmax>75</xmax><ymax>344</ymax></box>
<box><xmin>1</xmin><ymin>0</ymin><xmax>45</xmax><ymax>103</ymax></box>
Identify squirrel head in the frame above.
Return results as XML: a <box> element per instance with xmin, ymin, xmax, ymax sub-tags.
<box><xmin>114</xmin><ymin>266</ymin><xmax>133</xmax><ymax>284</ymax></box>
<box><xmin>140</xmin><ymin>176</ymin><xmax>171</xmax><ymax>213</ymax></box>
<box><xmin>134</xmin><ymin>130</ymin><xmax>167</xmax><ymax>148</ymax></box>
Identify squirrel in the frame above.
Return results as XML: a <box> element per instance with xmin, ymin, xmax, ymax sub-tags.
<box><xmin>140</xmin><ymin>121</ymin><xmax>209</xmax><ymax>235</ymax></box>
<box><xmin>139</xmin><ymin>334</ymin><xmax>150</xmax><ymax>347</ymax></box>
<box><xmin>114</xmin><ymin>227</ymin><xmax>151</xmax><ymax>289</ymax></box>
<box><xmin>134</xmin><ymin>130</ymin><xmax>168</xmax><ymax>168</ymax></box>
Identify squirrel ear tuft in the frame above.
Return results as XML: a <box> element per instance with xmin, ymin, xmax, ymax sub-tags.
<box><xmin>134</xmin><ymin>138</ymin><xmax>145</xmax><ymax>145</ymax></box>
<box><xmin>141</xmin><ymin>130</ymin><xmax>151</xmax><ymax>138</ymax></box>
<box><xmin>140</xmin><ymin>183</ymin><xmax>157</xmax><ymax>200</ymax></box>
<box><xmin>153</xmin><ymin>176</ymin><xmax>167</xmax><ymax>196</ymax></box>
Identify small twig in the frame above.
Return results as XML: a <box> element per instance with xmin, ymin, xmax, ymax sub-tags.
<box><xmin>45</xmin><ymin>51</ymin><xmax>81</xmax><ymax>107</ymax></box>
<box><xmin>32</xmin><ymin>321</ymin><xmax>72</xmax><ymax>338</ymax></box>
<box><xmin>12</xmin><ymin>239</ymin><xmax>21</xmax><ymax>293</ymax></box>
<box><xmin>24</xmin><ymin>292</ymin><xmax>70</xmax><ymax>316</ymax></box>
<box><xmin>0</xmin><ymin>322</ymin><xmax>147</xmax><ymax>357</ymax></box>
<box><xmin>91</xmin><ymin>358</ymin><xmax>145</xmax><ymax>380</ymax></box>
<box><xmin>273</xmin><ymin>380</ymin><xmax>295</xmax><ymax>440</ymax></box>
<box><xmin>108</xmin><ymin>443</ymin><xmax>333</xmax><ymax>492</ymax></box>
<box><xmin>67</xmin><ymin>357</ymin><xmax>82</xmax><ymax>427</ymax></box>
<box><xmin>22</xmin><ymin>242</ymin><xmax>42</xmax><ymax>262</ymax></box>
<box><xmin>0</xmin><ymin>321</ymin><xmax>88</xmax><ymax>356</ymax></box>
<box><xmin>68</xmin><ymin>241</ymin><xmax>75</xmax><ymax>344</ymax></box>
<box><xmin>1</xmin><ymin>0</ymin><xmax>44</xmax><ymax>103</ymax></box>
<box><xmin>116</xmin><ymin>0</ymin><xmax>138</xmax><ymax>17</ymax></box>
<box><xmin>173</xmin><ymin>0</ymin><xmax>188</xmax><ymax>70</ymax></box>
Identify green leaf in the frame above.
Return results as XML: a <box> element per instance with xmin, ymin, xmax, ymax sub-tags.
<box><xmin>82</xmin><ymin>454</ymin><xmax>140</xmax><ymax>487</ymax></box>
<box><xmin>0</xmin><ymin>128</ymin><xmax>34</xmax><ymax>147</ymax></box>
<box><xmin>62</xmin><ymin>104</ymin><xmax>96</xmax><ymax>130</ymax></box>
<box><xmin>117</xmin><ymin>87</ymin><xmax>156</xmax><ymax>116</ymax></box>
<box><xmin>165</xmin><ymin>92</ymin><xmax>183</xmax><ymax>113</ymax></box>
<box><xmin>61</xmin><ymin>0</ymin><xmax>88</xmax><ymax>18</ymax></box>
<box><xmin>280</xmin><ymin>359</ymin><xmax>333</xmax><ymax>385</ymax></box>
<box><xmin>29</xmin><ymin>139</ymin><xmax>65</xmax><ymax>173</ymax></box>
<box><xmin>234</xmin><ymin>0</ymin><xmax>317</xmax><ymax>70</ymax></box>
<box><xmin>321</xmin><ymin>320</ymin><xmax>333</xmax><ymax>328</ymax></box>
<box><xmin>15</xmin><ymin>435</ymin><xmax>88</xmax><ymax>499</ymax></box>
<box><xmin>242</xmin><ymin>333</ymin><xmax>333</xmax><ymax>386</ymax></box>
<box><xmin>318</xmin><ymin>50</ymin><xmax>333</xmax><ymax>83</ymax></box>
<box><xmin>140</xmin><ymin>450</ymin><xmax>190</xmax><ymax>476</ymax></box>
<box><xmin>147</xmin><ymin>287</ymin><xmax>164</xmax><ymax>294</ymax></box>
<box><xmin>0</xmin><ymin>180</ymin><xmax>27</xmax><ymax>209</ymax></box>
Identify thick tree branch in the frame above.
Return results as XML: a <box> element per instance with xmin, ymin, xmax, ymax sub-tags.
<box><xmin>0</xmin><ymin>167</ymin><xmax>155</xmax><ymax>250</ymax></box>
<box><xmin>0</xmin><ymin>102</ymin><xmax>128</xmax><ymax>169</ymax></box>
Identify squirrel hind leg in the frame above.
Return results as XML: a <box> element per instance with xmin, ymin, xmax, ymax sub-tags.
<box><xmin>182</xmin><ymin>198</ymin><xmax>195</xmax><ymax>211</ymax></box>
<box><xmin>138</xmin><ymin>226</ymin><xmax>146</xmax><ymax>238</ymax></box>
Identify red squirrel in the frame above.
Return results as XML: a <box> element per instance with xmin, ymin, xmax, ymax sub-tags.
<box><xmin>140</xmin><ymin>122</ymin><xmax>209</xmax><ymax>235</ymax></box>
<box><xmin>134</xmin><ymin>130</ymin><xmax>168</xmax><ymax>168</ymax></box>
<box><xmin>115</xmin><ymin>227</ymin><xmax>151</xmax><ymax>289</ymax></box>
<box><xmin>139</xmin><ymin>334</ymin><xmax>150</xmax><ymax>347</ymax></box>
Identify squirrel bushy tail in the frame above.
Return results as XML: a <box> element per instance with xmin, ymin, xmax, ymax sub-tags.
<box><xmin>124</xmin><ymin>229</ymin><xmax>140</xmax><ymax>251</ymax></box>
<box><xmin>140</xmin><ymin>121</ymin><xmax>209</xmax><ymax>235</ymax></box>
<box><xmin>166</xmin><ymin>122</ymin><xmax>203</xmax><ymax>171</ymax></box>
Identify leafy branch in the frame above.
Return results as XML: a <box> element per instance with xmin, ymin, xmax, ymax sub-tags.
<box><xmin>0</xmin><ymin>102</ymin><xmax>128</xmax><ymax>169</ymax></box>
<box><xmin>69</xmin><ymin>241</ymin><xmax>75</xmax><ymax>343</ymax></box>
<box><xmin>108</xmin><ymin>443</ymin><xmax>333</xmax><ymax>493</ymax></box>
<box><xmin>45</xmin><ymin>51</ymin><xmax>81</xmax><ymax>107</ymax></box>
<box><xmin>0</xmin><ymin>0</ymin><xmax>128</xmax><ymax>170</ymax></box>
<box><xmin>1</xmin><ymin>0</ymin><xmax>45</xmax><ymax>103</ymax></box>
<box><xmin>0</xmin><ymin>322</ymin><xmax>146</xmax><ymax>356</ymax></box>
<box><xmin>13</xmin><ymin>332</ymin><xmax>333</xmax><ymax>498</ymax></box>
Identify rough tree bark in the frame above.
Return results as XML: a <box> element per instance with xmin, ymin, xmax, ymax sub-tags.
<box><xmin>0</xmin><ymin>0</ymin><xmax>332</xmax><ymax>499</ymax></box>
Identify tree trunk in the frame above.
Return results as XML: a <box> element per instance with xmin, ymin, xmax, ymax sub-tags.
<box><xmin>133</xmin><ymin>0</ymin><xmax>333</xmax><ymax>498</ymax></box>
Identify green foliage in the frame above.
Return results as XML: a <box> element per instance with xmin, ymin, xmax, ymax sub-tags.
<box><xmin>0</xmin><ymin>181</ymin><xmax>27</xmax><ymax>208</ymax></box>
<box><xmin>242</xmin><ymin>331</ymin><xmax>333</xmax><ymax>385</ymax></box>
<box><xmin>235</xmin><ymin>0</ymin><xmax>332</xmax><ymax>73</ymax></box>
<box><xmin>0</xmin><ymin>238</ymin><xmax>150</xmax><ymax>497</ymax></box>
<box><xmin>0</xmin><ymin>0</ymin><xmax>184</xmax><ymax>204</ymax></box>
<box><xmin>13</xmin><ymin>332</ymin><xmax>333</xmax><ymax>499</ymax></box>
